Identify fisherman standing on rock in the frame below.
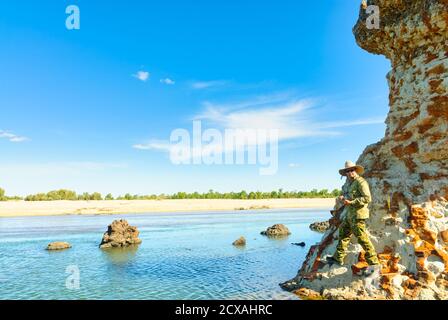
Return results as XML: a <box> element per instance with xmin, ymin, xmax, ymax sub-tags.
<box><xmin>325</xmin><ymin>161</ymin><xmax>381</xmax><ymax>276</ymax></box>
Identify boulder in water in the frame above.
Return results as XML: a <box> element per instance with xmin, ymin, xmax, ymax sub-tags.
<box><xmin>261</xmin><ymin>224</ymin><xmax>291</xmax><ymax>237</ymax></box>
<box><xmin>309</xmin><ymin>221</ymin><xmax>330</xmax><ymax>233</ymax></box>
<box><xmin>46</xmin><ymin>242</ymin><xmax>72</xmax><ymax>251</ymax></box>
<box><xmin>232</xmin><ymin>236</ymin><xmax>246</xmax><ymax>246</ymax></box>
<box><xmin>99</xmin><ymin>219</ymin><xmax>142</xmax><ymax>249</ymax></box>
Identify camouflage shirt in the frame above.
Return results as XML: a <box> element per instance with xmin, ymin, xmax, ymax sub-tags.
<box><xmin>345</xmin><ymin>176</ymin><xmax>372</xmax><ymax>219</ymax></box>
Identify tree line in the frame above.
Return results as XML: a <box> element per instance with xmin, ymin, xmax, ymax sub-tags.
<box><xmin>0</xmin><ymin>188</ymin><xmax>341</xmax><ymax>201</ymax></box>
<box><xmin>0</xmin><ymin>188</ymin><xmax>22</xmax><ymax>201</ymax></box>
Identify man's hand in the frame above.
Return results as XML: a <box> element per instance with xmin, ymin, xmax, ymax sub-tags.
<box><xmin>343</xmin><ymin>199</ymin><xmax>353</xmax><ymax>206</ymax></box>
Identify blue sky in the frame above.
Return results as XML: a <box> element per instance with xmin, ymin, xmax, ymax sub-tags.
<box><xmin>0</xmin><ymin>1</ymin><xmax>390</xmax><ymax>196</ymax></box>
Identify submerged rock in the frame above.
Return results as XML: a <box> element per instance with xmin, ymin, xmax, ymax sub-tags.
<box><xmin>292</xmin><ymin>242</ymin><xmax>306</xmax><ymax>247</ymax></box>
<box><xmin>261</xmin><ymin>224</ymin><xmax>291</xmax><ymax>237</ymax></box>
<box><xmin>99</xmin><ymin>219</ymin><xmax>142</xmax><ymax>249</ymax></box>
<box><xmin>232</xmin><ymin>236</ymin><xmax>246</xmax><ymax>246</ymax></box>
<box><xmin>309</xmin><ymin>221</ymin><xmax>330</xmax><ymax>233</ymax></box>
<box><xmin>46</xmin><ymin>242</ymin><xmax>72</xmax><ymax>251</ymax></box>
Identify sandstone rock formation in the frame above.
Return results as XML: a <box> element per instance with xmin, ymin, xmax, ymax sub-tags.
<box><xmin>232</xmin><ymin>236</ymin><xmax>246</xmax><ymax>246</ymax></box>
<box><xmin>310</xmin><ymin>221</ymin><xmax>331</xmax><ymax>233</ymax></box>
<box><xmin>261</xmin><ymin>224</ymin><xmax>291</xmax><ymax>237</ymax></box>
<box><xmin>282</xmin><ymin>0</ymin><xmax>448</xmax><ymax>300</ymax></box>
<box><xmin>46</xmin><ymin>242</ymin><xmax>72</xmax><ymax>251</ymax></box>
<box><xmin>99</xmin><ymin>219</ymin><xmax>142</xmax><ymax>249</ymax></box>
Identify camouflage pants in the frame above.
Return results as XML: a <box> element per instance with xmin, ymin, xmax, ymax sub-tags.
<box><xmin>333</xmin><ymin>212</ymin><xmax>379</xmax><ymax>265</ymax></box>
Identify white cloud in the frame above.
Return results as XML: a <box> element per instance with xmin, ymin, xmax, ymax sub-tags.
<box><xmin>133</xmin><ymin>92</ymin><xmax>385</xmax><ymax>162</ymax></box>
<box><xmin>160</xmin><ymin>78</ymin><xmax>175</xmax><ymax>85</ymax></box>
<box><xmin>0</xmin><ymin>130</ymin><xmax>29</xmax><ymax>143</ymax></box>
<box><xmin>133</xmin><ymin>71</ymin><xmax>150</xmax><ymax>82</ymax></box>
<box><xmin>288</xmin><ymin>163</ymin><xmax>300</xmax><ymax>168</ymax></box>
<box><xmin>191</xmin><ymin>80</ymin><xmax>228</xmax><ymax>90</ymax></box>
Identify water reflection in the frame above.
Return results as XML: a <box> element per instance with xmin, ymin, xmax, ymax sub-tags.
<box><xmin>101</xmin><ymin>245</ymin><xmax>139</xmax><ymax>266</ymax></box>
<box><xmin>0</xmin><ymin>209</ymin><xmax>329</xmax><ymax>299</ymax></box>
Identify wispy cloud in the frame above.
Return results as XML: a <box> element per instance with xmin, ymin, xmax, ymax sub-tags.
<box><xmin>133</xmin><ymin>92</ymin><xmax>385</xmax><ymax>161</ymax></box>
<box><xmin>318</xmin><ymin>118</ymin><xmax>384</xmax><ymax>128</ymax></box>
<box><xmin>0</xmin><ymin>130</ymin><xmax>29</xmax><ymax>143</ymax></box>
<box><xmin>191</xmin><ymin>80</ymin><xmax>229</xmax><ymax>90</ymax></box>
<box><xmin>160</xmin><ymin>78</ymin><xmax>175</xmax><ymax>85</ymax></box>
<box><xmin>195</xmin><ymin>99</ymin><xmax>325</xmax><ymax>140</ymax></box>
<box><xmin>133</xmin><ymin>71</ymin><xmax>150</xmax><ymax>82</ymax></box>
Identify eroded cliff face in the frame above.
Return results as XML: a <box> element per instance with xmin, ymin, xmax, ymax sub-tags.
<box><xmin>281</xmin><ymin>0</ymin><xmax>448</xmax><ymax>299</ymax></box>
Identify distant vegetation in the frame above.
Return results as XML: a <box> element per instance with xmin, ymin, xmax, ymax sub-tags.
<box><xmin>0</xmin><ymin>188</ymin><xmax>342</xmax><ymax>201</ymax></box>
<box><xmin>24</xmin><ymin>190</ymin><xmax>103</xmax><ymax>201</ymax></box>
<box><xmin>0</xmin><ymin>187</ymin><xmax>23</xmax><ymax>201</ymax></box>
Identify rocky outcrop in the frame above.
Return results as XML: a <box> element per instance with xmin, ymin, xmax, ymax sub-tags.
<box><xmin>282</xmin><ymin>0</ymin><xmax>448</xmax><ymax>300</ymax></box>
<box><xmin>232</xmin><ymin>236</ymin><xmax>246</xmax><ymax>246</ymax></box>
<box><xmin>99</xmin><ymin>219</ymin><xmax>142</xmax><ymax>249</ymax></box>
<box><xmin>46</xmin><ymin>242</ymin><xmax>72</xmax><ymax>251</ymax></box>
<box><xmin>310</xmin><ymin>221</ymin><xmax>331</xmax><ymax>233</ymax></box>
<box><xmin>261</xmin><ymin>224</ymin><xmax>291</xmax><ymax>237</ymax></box>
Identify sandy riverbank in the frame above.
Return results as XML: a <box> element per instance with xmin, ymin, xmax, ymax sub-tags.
<box><xmin>0</xmin><ymin>198</ymin><xmax>335</xmax><ymax>217</ymax></box>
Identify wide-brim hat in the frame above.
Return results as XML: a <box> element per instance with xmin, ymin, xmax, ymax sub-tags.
<box><xmin>339</xmin><ymin>160</ymin><xmax>364</xmax><ymax>176</ymax></box>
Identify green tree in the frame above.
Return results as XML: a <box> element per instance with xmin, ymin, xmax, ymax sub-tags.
<box><xmin>105</xmin><ymin>193</ymin><xmax>114</xmax><ymax>200</ymax></box>
<box><xmin>0</xmin><ymin>187</ymin><xmax>6</xmax><ymax>201</ymax></box>
<box><xmin>332</xmin><ymin>189</ymin><xmax>341</xmax><ymax>197</ymax></box>
<box><xmin>239</xmin><ymin>190</ymin><xmax>248</xmax><ymax>200</ymax></box>
<box><xmin>46</xmin><ymin>189</ymin><xmax>77</xmax><ymax>201</ymax></box>
<box><xmin>124</xmin><ymin>193</ymin><xmax>133</xmax><ymax>200</ymax></box>
<box><xmin>91</xmin><ymin>192</ymin><xmax>103</xmax><ymax>200</ymax></box>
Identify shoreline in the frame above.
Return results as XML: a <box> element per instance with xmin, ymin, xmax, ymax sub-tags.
<box><xmin>0</xmin><ymin>198</ymin><xmax>335</xmax><ymax>218</ymax></box>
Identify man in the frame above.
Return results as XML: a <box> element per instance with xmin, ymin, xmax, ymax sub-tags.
<box><xmin>326</xmin><ymin>161</ymin><xmax>380</xmax><ymax>275</ymax></box>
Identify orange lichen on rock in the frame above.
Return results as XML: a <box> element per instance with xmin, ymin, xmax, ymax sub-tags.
<box><xmin>380</xmin><ymin>274</ymin><xmax>395</xmax><ymax>298</ymax></box>
<box><xmin>392</xmin><ymin>110</ymin><xmax>420</xmax><ymax>135</ymax></box>
<box><xmin>425</xmin><ymin>52</ymin><xmax>439</xmax><ymax>64</ymax></box>
<box><xmin>394</xmin><ymin>131</ymin><xmax>413</xmax><ymax>142</ymax></box>
<box><xmin>292</xmin><ymin>288</ymin><xmax>324</xmax><ymax>300</ymax></box>
<box><xmin>427</xmin><ymin>96</ymin><xmax>448</xmax><ymax>121</ymax></box>
<box><xmin>351</xmin><ymin>252</ymin><xmax>369</xmax><ymax>275</ymax></box>
<box><xmin>402</xmin><ymin>277</ymin><xmax>422</xmax><ymax>300</ymax></box>
<box><xmin>406</xmin><ymin>206</ymin><xmax>448</xmax><ymax>276</ymax></box>
<box><xmin>417</xmin><ymin>118</ymin><xmax>435</xmax><ymax>134</ymax></box>
<box><xmin>429</xmin><ymin>79</ymin><xmax>444</xmax><ymax>93</ymax></box>
<box><xmin>426</xmin><ymin>64</ymin><xmax>447</xmax><ymax>77</ymax></box>
<box><xmin>378</xmin><ymin>247</ymin><xmax>400</xmax><ymax>274</ymax></box>
<box><xmin>391</xmin><ymin>142</ymin><xmax>419</xmax><ymax>171</ymax></box>
<box><xmin>440</xmin><ymin>230</ymin><xmax>448</xmax><ymax>243</ymax></box>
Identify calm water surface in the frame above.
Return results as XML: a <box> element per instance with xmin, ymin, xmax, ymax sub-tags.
<box><xmin>0</xmin><ymin>208</ymin><xmax>329</xmax><ymax>300</ymax></box>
